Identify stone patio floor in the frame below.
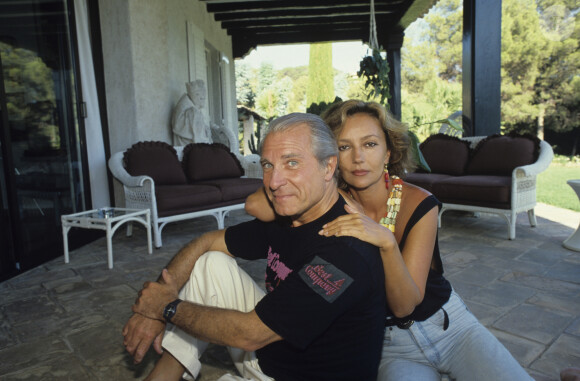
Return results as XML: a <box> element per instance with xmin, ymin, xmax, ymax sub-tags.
<box><xmin>0</xmin><ymin>203</ymin><xmax>579</xmax><ymax>380</ymax></box>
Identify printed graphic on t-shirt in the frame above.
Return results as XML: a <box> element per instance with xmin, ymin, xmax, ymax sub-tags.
<box><xmin>299</xmin><ymin>256</ymin><xmax>354</xmax><ymax>303</ymax></box>
<box><xmin>265</xmin><ymin>246</ymin><xmax>293</xmax><ymax>292</ymax></box>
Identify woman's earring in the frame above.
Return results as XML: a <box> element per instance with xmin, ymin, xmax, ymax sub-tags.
<box><xmin>384</xmin><ymin>164</ymin><xmax>389</xmax><ymax>188</ymax></box>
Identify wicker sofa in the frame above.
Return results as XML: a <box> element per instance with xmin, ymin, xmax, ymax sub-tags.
<box><xmin>405</xmin><ymin>133</ymin><xmax>554</xmax><ymax>239</ymax></box>
<box><xmin>108</xmin><ymin>141</ymin><xmax>263</xmax><ymax>247</ymax></box>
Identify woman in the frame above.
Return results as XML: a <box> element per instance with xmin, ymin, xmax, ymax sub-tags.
<box><xmin>246</xmin><ymin>100</ymin><xmax>532</xmax><ymax>381</ymax></box>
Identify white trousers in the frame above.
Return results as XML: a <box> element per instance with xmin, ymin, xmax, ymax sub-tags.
<box><xmin>162</xmin><ymin>251</ymin><xmax>272</xmax><ymax>381</ymax></box>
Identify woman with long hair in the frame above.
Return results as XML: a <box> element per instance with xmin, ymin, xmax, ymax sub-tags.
<box><xmin>246</xmin><ymin>100</ymin><xmax>531</xmax><ymax>380</ymax></box>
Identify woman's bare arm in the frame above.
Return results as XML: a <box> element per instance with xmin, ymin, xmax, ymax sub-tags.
<box><xmin>319</xmin><ymin>201</ymin><xmax>436</xmax><ymax>317</ymax></box>
<box><xmin>245</xmin><ymin>186</ymin><xmax>276</xmax><ymax>222</ymax></box>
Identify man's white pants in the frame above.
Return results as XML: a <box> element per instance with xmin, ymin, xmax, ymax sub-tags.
<box><xmin>162</xmin><ymin>251</ymin><xmax>273</xmax><ymax>380</ymax></box>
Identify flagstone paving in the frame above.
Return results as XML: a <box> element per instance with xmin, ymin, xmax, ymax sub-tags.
<box><xmin>0</xmin><ymin>204</ymin><xmax>579</xmax><ymax>380</ymax></box>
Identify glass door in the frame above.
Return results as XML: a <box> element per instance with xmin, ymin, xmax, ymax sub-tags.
<box><xmin>0</xmin><ymin>0</ymin><xmax>88</xmax><ymax>280</ymax></box>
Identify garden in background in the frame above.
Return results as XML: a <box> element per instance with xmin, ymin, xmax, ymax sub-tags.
<box><xmin>538</xmin><ymin>156</ymin><xmax>580</xmax><ymax>212</ymax></box>
<box><xmin>236</xmin><ymin>0</ymin><xmax>579</xmax><ymax>212</ymax></box>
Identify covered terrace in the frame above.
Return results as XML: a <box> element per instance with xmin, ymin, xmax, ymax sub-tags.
<box><xmin>0</xmin><ymin>204</ymin><xmax>578</xmax><ymax>379</ymax></box>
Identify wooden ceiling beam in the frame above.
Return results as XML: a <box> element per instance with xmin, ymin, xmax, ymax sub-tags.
<box><xmin>213</xmin><ymin>7</ymin><xmax>395</xmax><ymax>22</ymax></box>
<box><xmin>207</xmin><ymin>0</ymin><xmax>436</xmax><ymax>58</ymax></box>
<box><xmin>227</xmin><ymin>24</ymin><xmax>369</xmax><ymax>37</ymax></box>
<box><xmin>232</xmin><ymin>28</ymin><xmax>368</xmax><ymax>58</ymax></box>
<box><xmin>221</xmin><ymin>14</ymin><xmax>376</xmax><ymax>29</ymax></box>
<box><xmin>204</xmin><ymin>0</ymin><xmax>406</xmax><ymax>13</ymax></box>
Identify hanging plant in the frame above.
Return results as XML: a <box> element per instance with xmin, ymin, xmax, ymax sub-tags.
<box><xmin>357</xmin><ymin>46</ymin><xmax>390</xmax><ymax>105</ymax></box>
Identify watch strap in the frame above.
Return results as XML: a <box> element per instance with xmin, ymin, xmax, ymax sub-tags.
<box><xmin>163</xmin><ymin>298</ymin><xmax>182</xmax><ymax>323</ymax></box>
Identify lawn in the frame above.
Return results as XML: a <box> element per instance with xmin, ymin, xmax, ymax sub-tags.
<box><xmin>537</xmin><ymin>155</ymin><xmax>580</xmax><ymax>212</ymax></box>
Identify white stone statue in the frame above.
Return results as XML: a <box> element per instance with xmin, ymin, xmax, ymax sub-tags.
<box><xmin>171</xmin><ymin>80</ymin><xmax>213</xmax><ymax>146</ymax></box>
<box><xmin>170</xmin><ymin>80</ymin><xmax>264</xmax><ymax>179</ymax></box>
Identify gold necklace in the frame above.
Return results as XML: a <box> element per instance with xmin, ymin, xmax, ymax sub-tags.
<box><xmin>380</xmin><ymin>175</ymin><xmax>403</xmax><ymax>233</ymax></box>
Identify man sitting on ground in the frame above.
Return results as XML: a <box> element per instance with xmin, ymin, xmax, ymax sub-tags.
<box><xmin>123</xmin><ymin>113</ymin><xmax>386</xmax><ymax>380</ymax></box>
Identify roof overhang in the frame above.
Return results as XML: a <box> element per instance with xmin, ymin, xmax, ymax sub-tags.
<box><xmin>201</xmin><ymin>0</ymin><xmax>438</xmax><ymax>58</ymax></box>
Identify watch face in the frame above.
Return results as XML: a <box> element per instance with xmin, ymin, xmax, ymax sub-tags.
<box><xmin>164</xmin><ymin>299</ymin><xmax>181</xmax><ymax>322</ymax></box>
<box><xmin>164</xmin><ymin>305</ymin><xmax>175</xmax><ymax>318</ymax></box>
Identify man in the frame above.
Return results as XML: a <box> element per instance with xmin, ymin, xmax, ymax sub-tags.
<box><xmin>123</xmin><ymin>113</ymin><xmax>386</xmax><ymax>380</ymax></box>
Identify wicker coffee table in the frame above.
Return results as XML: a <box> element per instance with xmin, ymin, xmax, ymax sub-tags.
<box><xmin>61</xmin><ymin>207</ymin><xmax>152</xmax><ymax>268</ymax></box>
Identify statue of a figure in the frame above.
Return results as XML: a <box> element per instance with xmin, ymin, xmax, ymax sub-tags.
<box><xmin>171</xmin><ymin>80</ymin><xmax>213</xmax><ymax>146</ymax></box>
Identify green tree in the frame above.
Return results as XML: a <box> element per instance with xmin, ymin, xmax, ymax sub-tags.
<box><xmin>279</xmin><ymin>66</ymin><xmax>309</xmax><ymax>112</ymax></box>
<box><xmin>306</xmin><ymin>43</ymin><xmax>335</xmax><ymax>106</ymax></box>
<box><xmin>255</xmin><ymin>76</ymin><xmax>293</xmax><ymax>119</ymax></box>
<box><xmin>501</xmin><ymin>0</ymin><xmax>549</xmax><ymax>127</ymax></box>
<box><xmin>402</xmin><ymin>78</ymin><xmax>462</xmax><ymax>139</ymax></box>
<box><xmin>534</xmin><ymin>0</ymin><xmax>579</xmax><ymax>144</ymax></box>
<box><xmin>235</xmin><ymin>63</ymin><xmax>255</xmax><ymax>108</ymax></box>
<box><xmin>1</xmin><ymin>42</ymin><xmax>59</xmax><ymax>149</ymax></box>
<box><xmin>257</xmin><ymin>62</ymin><xmax>276</xmax><ymax>93</ymax></box>
<box><xmin>402</xmin><ymin>0</ymin><xmax>462</xmax><ymax>92</ymax></box>
<box><xmin>421</xmin><ymin>0</ymin><xmax>463</xmax><ymax>82</ymax></box>
<box><xmin>401</xmin><ymin>0</ymin><xmax>463</xmax><ymax>132</ymax></box>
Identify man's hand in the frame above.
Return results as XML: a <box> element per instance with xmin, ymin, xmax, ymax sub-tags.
<box><xmin>133</xmin><ymin>269</ymin><xmax>179</xmax><ymax>321</ymax></box>
<box><xmin>123</xmin><ymin>269</ymin><xmax>179</xmax><ymax>363</ymax></box>
<box><xmin>122</xmin><ymin>313</ymin><xmax>165</xmax><ymax>363</ymax></box>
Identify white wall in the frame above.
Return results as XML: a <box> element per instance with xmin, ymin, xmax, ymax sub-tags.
<box><xmin>98</xmin><ymin>0</ymin><xmax>236</xmax><ymax>204</ymax></box>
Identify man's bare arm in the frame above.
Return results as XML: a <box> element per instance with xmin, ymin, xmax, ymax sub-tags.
<box><xmin>134</xmin><ymin>265</ymin><xmax>283</xmax><ymax>352</ymax></box>
<box><xmin>173</xmin><ymin>305</ymin><xmax>282</xmax><ymax>352</ymax></box>
<box><xmin>123</xmin><ymin>229</ymin><xmax>229</xmax><ymax>363</ymax></box>
<box><xmin>161</xmin><ymin>230</ymin><xmax>229</xmax><ymax>287</ymax></box>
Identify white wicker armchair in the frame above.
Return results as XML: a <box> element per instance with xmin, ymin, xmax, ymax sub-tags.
<box><xmin>108</xmin><ymin>145</ymin><xmax>263</xmax><ymax>248</ymax></box>
<box><xmin>211</xmin><ymin>122</ymin><xmax>263</xmax><ymax>178</ymax></box>
<box><xmin>438</xmin><ymin>136</ymin><xmax>554</xmax><ymax>239</ymax></box>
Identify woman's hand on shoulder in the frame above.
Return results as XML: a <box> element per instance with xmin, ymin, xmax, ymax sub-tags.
<box><xmin>319</xmin><ymin>204</ymin><xmax>397</xmax><ymax>252</ymax></box>
<box><xmin>338</xmin><ymin>189</ymin><xmax>366</xmax><ymax>215</ymax></box>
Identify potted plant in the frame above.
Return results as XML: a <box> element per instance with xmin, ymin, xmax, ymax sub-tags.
<box><xmin>357</xmin><ymin>47</ymin><xmax>390</xmax><ymax>104</ymax></box>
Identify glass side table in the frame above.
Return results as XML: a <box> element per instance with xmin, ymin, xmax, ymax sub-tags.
<box><xmin>563</xmin><ymin>180</ymin><xmax>580</xmax><ymax>252</ymax></box>
<box><xmin>61</xmin><ymin>207</ymin><xmax>152</xmax><ymax>269</ymax></box>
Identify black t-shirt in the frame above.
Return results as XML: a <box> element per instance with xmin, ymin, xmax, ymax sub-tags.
<box><xmin>225</xmin><ymin>197</ymin><xmax>386</xmax><ymax>381</ymax></box>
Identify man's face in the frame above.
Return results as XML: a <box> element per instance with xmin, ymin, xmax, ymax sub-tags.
<box><xmin>260</xmin><ymin>124</ymin><xmax>336</xmax><ymax>226</ymax></box>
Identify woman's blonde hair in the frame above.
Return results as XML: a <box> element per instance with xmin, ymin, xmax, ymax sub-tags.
<box><xmin>322</xmin><ymin>100</ymin><xmax>416</xmax><ymax>178</ymax></box>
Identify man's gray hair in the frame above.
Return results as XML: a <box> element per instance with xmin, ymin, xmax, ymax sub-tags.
<box><xmin>259</xmin><ymin>113</ymin><xmax>338</xmax><ymax>178</ymax></box>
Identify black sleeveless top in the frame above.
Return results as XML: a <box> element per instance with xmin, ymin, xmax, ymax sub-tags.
<box><xmin>386</xmin><ymin>195</ymin><xmax>452</xmax><ymax>322</ymax></box>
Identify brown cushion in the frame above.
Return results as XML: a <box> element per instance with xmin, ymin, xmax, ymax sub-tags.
<box><xmin>123</xmin><ymin>141</ymin><xmax>187</xmax><ymax>185</ymax></box>
<box><xmin>197</xmin><ymin>178</ymin><xmax>263</xmax><ymax>202</ymax></box>
<box><xmin>467</xmin><ymin>133</ymin><xmax>540</xmax><ymax>176</ymax></box>
<box><xmin>155</xmin><ymin>184</ymin><xmax>222</xmax><ymax>216</ymax></box>
<box><xmin>404</xmin><ymin>173</ymin><xmax>455</xmax><ymax>194</ymax></box>
<box><xmin>182</xmin><ymin>143</ymin><xmax>244</xmax><ymax>181</ymax></box>
<box><xmin>419</xmin><ymin>134</ymin><xmax>470</xmax><ymax>176</ymax></box>
<box><xmin>432</xmin><ymin>175</ymin><xmax>512</xmax><ymax>208</ymax></box>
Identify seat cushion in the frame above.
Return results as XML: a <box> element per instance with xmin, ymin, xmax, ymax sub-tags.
<box><xmin>404</xmin><ymin>173</ymin><xmax>455</xmax><ymax>194</ymax></box>
<box><xmin>124</xmin><ymin>141</ymin><xmax>187</xmax><ymax>185</ymax></box>
<box><xmin>467</xmin><ymin>133</ymin><xmax>540</xmax><ymax>176</ymax></box>
<box><xmin>155</xmin><ymin>184</ymin><xmax>222</xmax><ymax>216</ymax></box>
<box><xmin>419</xmin><ymin>134</ymin><xmax>471</xmax><ymax>176</ymax></box>
<box><xmin>197</xmin><ymin>178</ymin><xmax>263</xmax><ymax>202</ymax></box>
<box><xmin>182</xmin><ymin>143</ymin><xmax>244</xmax><ymax>181</ymax></box>
<box><xmin>432</xmin><ymin>175</ymin><xmax>512</xmax><ymax>209</ymax></box>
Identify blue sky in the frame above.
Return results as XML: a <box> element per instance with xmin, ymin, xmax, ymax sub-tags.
<box><xmin>236</xmin><ymin>41</ymin><xmax>370</xmax><ymax>74</ymax></box>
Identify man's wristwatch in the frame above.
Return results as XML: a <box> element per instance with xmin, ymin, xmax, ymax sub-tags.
<box><xmin>163</xmin><ymin>299</ymin><xmax>182</xmax><ymax>323</ymax></box>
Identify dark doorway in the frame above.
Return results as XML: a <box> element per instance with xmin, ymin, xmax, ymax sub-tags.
<box><xmin>0</xmin><ymin>0</ymin><xmax>92</xmax><ymax>281</ymax></box>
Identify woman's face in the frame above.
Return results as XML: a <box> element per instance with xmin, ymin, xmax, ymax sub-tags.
<box><xmin>336</xmin><ymin>113</ymin><xmax>390</xmax><ymax>191</ymax></box>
